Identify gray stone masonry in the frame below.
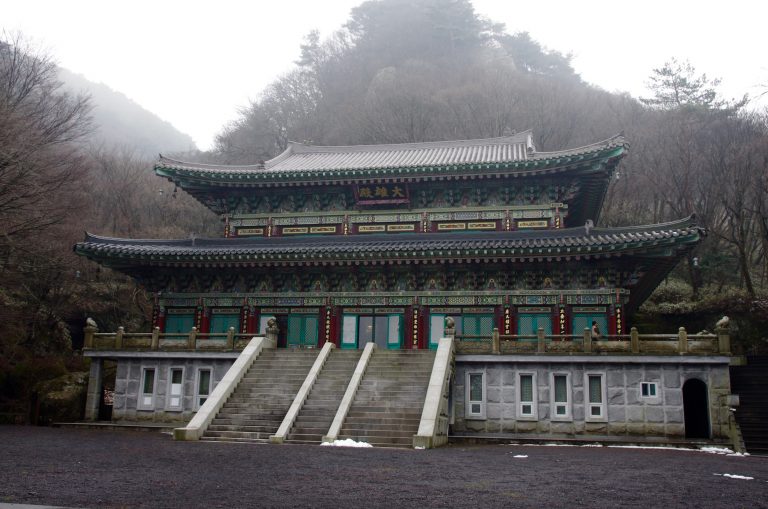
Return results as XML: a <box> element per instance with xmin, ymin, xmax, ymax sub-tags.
<box><xmin>112</xmin><ymin>358</ymin><xmax>234</xmax><ymax>422</ymax></box>
<box><xmin>453</xmin><ymin>358</ymin><xmax>732</xmax><ymax>440</ymax></box>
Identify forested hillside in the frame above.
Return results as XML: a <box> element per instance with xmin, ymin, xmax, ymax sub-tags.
<box><xmin>1</xmin><ymin>0</ymin><xmax>766</xmax><ymax>422</ymax></box>
<box><xmin>58</xmin><ymin>68</ymin><xmax>197</xmax><ymax>158</ymax></box>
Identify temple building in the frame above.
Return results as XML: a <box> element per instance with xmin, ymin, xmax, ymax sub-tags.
<box><xmin>75</xmin><ymin>132</ymin><xmax>740</xmax><ymax>449</ymax></box>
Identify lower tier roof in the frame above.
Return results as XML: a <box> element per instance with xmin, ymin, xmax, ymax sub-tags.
<box><xmin>75</xmin><ymin>217</ymin><xmax>703</xmax><ymax>267</ymax></box>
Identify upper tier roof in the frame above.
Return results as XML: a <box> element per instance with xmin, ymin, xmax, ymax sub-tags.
<box><xmin>155</xmin><ymin>132</ymin><xmax>627</xmax><ymax>183</ymax></box>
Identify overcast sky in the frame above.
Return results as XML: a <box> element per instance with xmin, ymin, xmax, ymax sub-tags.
<box><xmin>4</xmin><ymin>0</ymin><xmax>767</xmax><ymax>151</ymax></box>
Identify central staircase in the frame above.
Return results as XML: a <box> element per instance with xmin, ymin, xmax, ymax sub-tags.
<box><xmin>202</xmin><ymin>349</ymin><xmax>317</xmax><ymax>443</ymax></box>
<box><xmin>285</xmin><ymin>349</ymin><xmax>362</xmax><ymax>444</ymax></box>
<box><xmin>338</xmin><ymin>349</ymin><xmax>435</xmax><ymax>448</ymax></box>
<box><xmin>730</xmin><ymin>356</ymin><xmax>768</xmax><ymax>455</ymax></box>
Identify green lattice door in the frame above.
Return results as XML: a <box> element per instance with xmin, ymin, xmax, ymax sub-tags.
<box><xmin>572</xmin><ymin>313</ymin><xmax>608</xmax><ymax>338</ymax></box>
<box><xmin>517</xmin><ymin>313</ymin><xmax>552</xmax><ymax>341</ymax></box>
<box><xmin>462</xmin><ymin>315</ymin><xmax>495</xmax><ymax>339</ymax></box>
<box><xmin>287</xmin><ymin>315</ymin><xmax>319</xmax><ymax>347</ymax></box>
<box><xmin>209</xmin><ymin>311</ymin><xmax>240</xmax><ymax>335</ymax></box>
<box><xmin>165</xmin><ymin>311</ymin><xmax>195</xmax><ymax>340</ymax></box>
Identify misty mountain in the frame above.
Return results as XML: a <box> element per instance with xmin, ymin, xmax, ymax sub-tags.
<box><xmin>58</xmin><ymin>68</ymin><xmax>197</xmax><ymax>157</ymax></box>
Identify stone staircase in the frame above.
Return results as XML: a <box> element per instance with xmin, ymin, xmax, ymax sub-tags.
<box><xmin>285</xmin><ymin>349</ymin><xmax>362</xmax><ymax>444</ymax></box>
<box><xmin>338</xmin><ymin>349</ymin><xmax>435</xmax><ymax>448</ymax></box>
<box><xmin>202</xmin><ymin>349</ymin><xmax>318</xmax><ymax>443</ymax></box>
<box><xmin>730</xmin><ymin>356</ymin><xmax>768</xmax><ymax>455</ymax></box>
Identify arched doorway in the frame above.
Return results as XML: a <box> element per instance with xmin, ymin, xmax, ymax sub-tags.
<box><xmin>683</xmin><ymin>378</ymin><xmax>710</xmax><ymax>439</ymax></box>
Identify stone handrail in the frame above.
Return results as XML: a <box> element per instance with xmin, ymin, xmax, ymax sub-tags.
<box><xmin>85</xmin><ymin>326</ymin><xmax>254</xmax><ymax>351</ymax></box>
<box><xmin>455</xmin><ymin>326</ymin><xmax>729</xmax><ymax>355</ymax></box>
<box><xmin>322</xmin><ymin>342</ymin><xmax>376</xmax><ymax>444</ymax></box>
<box><xmin>173</xmin><ymin>335</ymin><xmax>275</xmax><ymax>441</ymax></box>
<box><xmin>413</xmin><ymin>337</ymin><xmax>455</xmax><ymax>449</ymax></box>
<box><xmin>270</xmin><ymin>341</ymin><xmax>335</xmax><ymax>444</ymax></box>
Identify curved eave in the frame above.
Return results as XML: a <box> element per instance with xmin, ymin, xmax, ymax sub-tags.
<box><xmin>154</xmin><ymin>144</ymin><xmax>627</xmax><ymax>188</ymax></box>
<box><xmin>74</xmin><ymin>221</ymin><xmax>701</xmax><ymax>270</ymax></box>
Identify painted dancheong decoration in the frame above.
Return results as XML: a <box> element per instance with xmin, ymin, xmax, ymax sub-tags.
<box><xmin>76</xmin><ymin>132</ymin><xmax>742</xmax><ymax>451</ymax></box>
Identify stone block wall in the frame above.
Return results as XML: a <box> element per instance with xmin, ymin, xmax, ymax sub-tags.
<box><xmin>452</xmin><ymin>357</ymin><xmax>732</xmax><ymax>440</ymax></box>
<box><xmin>112</xmin><ymin>358</ymin><xmax>234</xmax><ymax>422</ymax></box>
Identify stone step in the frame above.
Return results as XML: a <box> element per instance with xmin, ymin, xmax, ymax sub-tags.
<box><xmin>347</xmin><ymin>410</ymin><xmax>423</xmax><ymax>419</ymax></box>
<box><xmin>200</xmin><ymin>436</ymin><xmax>270</xmax><ymax>444</ymax></box>
<box><xmin>204</xmin><ymin>430</ymin><xmax>276</xmax><ymax>440</ymax></box>
<box><xmin>210</xmin><ymin>418</ymin><xmax>284</xmax><ymax>427</ymax></box>
<box><xmin>339</xmin><ymin>434</ymin><xmax>413</xmax><ymax>448</ymax></box>
<box><xmin>206</xmin><ymin>422</ymin><xmax>280</xmax><ymax>433</ymax></box>
<box><xmin>339</xmin><ymin>428</ymin><xmax>416</xmax><ymax>439</ymax></box>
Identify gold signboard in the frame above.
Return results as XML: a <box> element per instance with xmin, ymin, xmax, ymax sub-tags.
<box><xmin>237</xmin><ymin>228</ymin><xmax>264</xmax><ymax>236</ymax></box>
<box><xmin>310</xmin><ymin>226</ymin><xmax>336</xmax><ymax>234</ymax></box>
<box><xmin>387</xmin><ymin>224</ymin><xmax>415</xmax><ymax>232</ymax></box>
<box><xmin>283</xmin><ymin>227</ymin><xmax>309</xmax><ymax>234</ymax></box>
<box><xmin>358</xmin><ymin>225</ymin><xmax>386</xmax><ymax>233</ymax></box>
<box><xmin>467</xmin><ymin>222</ymin><xmax>496</xmax><ymax>230</ymax></box>
<box><xmin>517</xmin><ymin>220</ymin><xmax>549</xmax><ymax>228</ymax></box>
<box><xmin>437</xmin><ymin>223</ymin><xmax>466</xmax><ymax>231</ymax></box>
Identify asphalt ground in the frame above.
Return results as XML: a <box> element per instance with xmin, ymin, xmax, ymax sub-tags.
<box><xmin>1</xmin><ymin>426</ymin><xmax>767</xmax><ymax>508</ymax></box>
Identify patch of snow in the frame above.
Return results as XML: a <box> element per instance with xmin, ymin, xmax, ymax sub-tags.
<box><xmin>608</xmin><ymin>445</ymin><xmax>686</xmax><ymax>451</ymax></box>
<box><xmin>713</xmin><ymin>473</ymin><xmax>754</xmax><ymax>480</ymax></box>
<box><xmin>414</xmin><ymin>446</ymin><xmax>425</xmax><ymax>450</ymax></box>
<box><xmin>512</xmin><ymin>454</ymin><xmax>528</xmax><ymax>458</ymax></box>
<box><xmin>700</xmin><ymin>446</ymin><xmax>735</xmax><ymax>455</ymax></box>
<box><xmin>320</xmin><ymin>439</ymin><xmax>373</xmax><ymax>448</ymax></box>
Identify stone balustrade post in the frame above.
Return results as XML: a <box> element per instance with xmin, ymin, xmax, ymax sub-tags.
<box><xmin>717</xmin><ymin>327</ymin><xmax>731</xmax><ymax>355</ymax></box>
<box><xmin>537</xmin><ymin>327</ymin><xmax>545</xmax><ymax>353</ymax></box>
<box><xmin>151</xmin><ymin>327</ymin><xmax>160</xmax><ymax>350</ymax></box>
<box><xmin>188</xmin><ymin>327</ymin><xmax>198</xmax><ymax>349</ymax></box>
<box><xmin>583</xmin><ymin>328</ymin><xmax>591</xmax><ymax>353</ymax></box>
<box><xmin>444</xmin><ymin>317</ymin><xmax>456</xmax><ymax>339</ymax></box>
<box><xmin>492</xmin><ymin>327</ymin><xmax>500</xmax><ymax>354</ymax></box>
<box><xmin>266</xmin><ymin>319</ymin><xmax>279</xmax><ymax>348</ymax></box>
<box><xmin>115</xmin><ymin>326</ymin><xmax>124</xmax><ymax>349</ymax></box>
<box><xmin>226</xmin><ymin>326</ymin><xmax>236</xmax><ymax>350</ymax></box>
<box><xmin>678</xmin><ymin>327</ymin><xmax>688</xmax><ymax>354</ymax></box>
<box><xmin>83</xmin><ymin>325</ymin><xmax>97</xmax><ymax>349</ymax></box>
<box><xmin>630</xmin><ymin>327</ymin><xmax>639</xmax><ymax>353</ymax></box>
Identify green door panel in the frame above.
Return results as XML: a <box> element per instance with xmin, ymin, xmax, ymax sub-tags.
<box><xmin>517</xmin><ymin>313</ymin><xmax>552</xmax><ymax>340</ymax></box>
<box><xmin>572</xmin><ymin>313</ymin><xmax>608</xmax><ymax>338</ymax></box>
<box><xmin>210</xmin><ymin>313</ymin><xmax>240</xmax><ymax>335</ymax></box>
<box><xmin>165</xmin><ymin>313</ymin><xmax>194</xmax><ymax>340</ymax></box>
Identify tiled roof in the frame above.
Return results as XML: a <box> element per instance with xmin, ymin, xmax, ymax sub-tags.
<box><xmin>154</xmin><ymin>132</ymin><xmax>627</xmax><ymax>180</ymax></box>
<box><xmin>75</xmin><ymin>217</ymin><xmax>702</xmax><ymax>265</ymax></box>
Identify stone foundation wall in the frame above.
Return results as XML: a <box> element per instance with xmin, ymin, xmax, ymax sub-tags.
<box><xmin>452</xmin><ymin>357</ymin><xmax>732</xmax><ymax>440</ymax></box>
<box><xmin>113</xmin><ymin>358</ymin><xmax>234</xmax><ymax>422</ymax></box>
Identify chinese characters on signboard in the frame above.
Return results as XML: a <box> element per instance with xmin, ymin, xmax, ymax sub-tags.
<box><xmin>355</xmin><ymin>183</ymin><xmax>409</xmax><ymax>205</ymax></box>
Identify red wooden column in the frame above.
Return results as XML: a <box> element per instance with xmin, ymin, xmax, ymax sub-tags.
<box><xmin>319</xmin><ymin>305</ymin><xmax>336</xmax><ymax>347</ymax></box>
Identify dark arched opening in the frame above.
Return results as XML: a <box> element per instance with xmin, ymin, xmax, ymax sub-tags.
<box><xmin>683</xmin><ymin>378</ymin><xmax>710</xmax><ymax>439</ymax></box>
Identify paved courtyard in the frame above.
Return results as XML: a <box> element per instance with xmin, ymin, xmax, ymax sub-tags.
<box><xmin>1</xmin><ymin>426</ymin><xmax>767</xmax><ymax>508</ymax></box>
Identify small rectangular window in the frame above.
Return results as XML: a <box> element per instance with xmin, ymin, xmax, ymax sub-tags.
<box><xmin>518</xmin><ymin>372</ymin><xmax>537</xmax><ymax>419</ymax></box>
<box><xmin>551</xmin><ymin>373</ymin><xmax>571</xmax><ymax>420</ymax></box>
<box><xmin>465</xmin><ymin>371</ymin><xmax>486</xmax><ymax>419</ymax></box>
<box><xmin>139</xmin><ymin>367</ymin><xmax>156</xmax><ymax>410</ymax></box>
<box><xmin>641</xmin><ymin>382</ymin><xmax>658</xmax><ymax>398</ymax></box>
<box><xmin>166</xmin><ymin>367</ymin><xmax>184</xmax><ymax>411</ymax></box>
<box><xmin>586</xmin><ymin>373</ymin><xmax>606</xmax><ymax>421</ymax></box>
<box><xmin>196</xmin><ymin>368</ymin><xmax>212</xmax><ymax>409</ymax></box>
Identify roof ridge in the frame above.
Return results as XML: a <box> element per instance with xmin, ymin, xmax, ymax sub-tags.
<box><xmin>283</xmin><ymin>131</ymin><xmax>533</xmax><ymax>154</ymax></box>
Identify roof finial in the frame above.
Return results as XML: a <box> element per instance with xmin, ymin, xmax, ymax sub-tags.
<box><xmin>585</xmin><ymin>219</ymin><xmax>594</xmax><ymax>235</ymax></box>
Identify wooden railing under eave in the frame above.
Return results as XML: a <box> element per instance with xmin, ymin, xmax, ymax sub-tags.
<box><xmin>83</xmin><ymin>326</ymin><xmax>259</xmax><ymax>352</ymax></box>
<box><xmin>453</xmin><ymin>326</ymin><xmax>731</xmax><ymax>356</ymax></box>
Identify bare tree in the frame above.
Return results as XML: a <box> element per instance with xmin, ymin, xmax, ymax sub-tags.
<box><xmin>0</xmin><ymin>32</ymin><xmax>92</xmax><ymax>245</ymax></box>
